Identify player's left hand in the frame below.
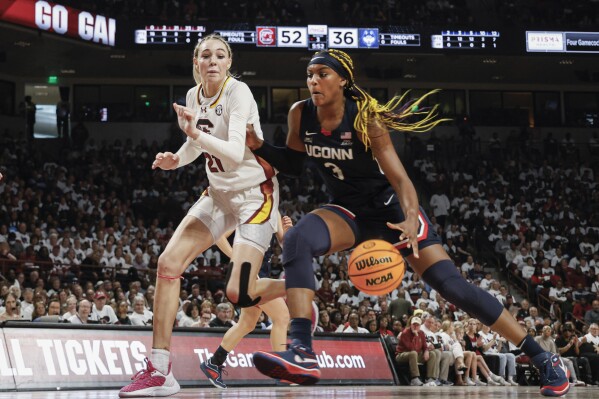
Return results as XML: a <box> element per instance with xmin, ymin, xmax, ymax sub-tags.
<box><xmin>245</xmin><ymin>124</ymin><xmax>263</xmax><ymax>150</ymax></box>
<box><xmin>172</xmin><ymin>103</ymin><xmax>198</xmax><ymax>139</ymax></box>
<box><xmin>386</xmin><ymin>217</ymin><xmax>420</xmax><ymax>258</ymax></box>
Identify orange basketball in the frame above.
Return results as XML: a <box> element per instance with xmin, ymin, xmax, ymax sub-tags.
<box><xmin>348</xmin><ymin>239</ymin><xmax>405</xmax><ymax>296</ymax></box>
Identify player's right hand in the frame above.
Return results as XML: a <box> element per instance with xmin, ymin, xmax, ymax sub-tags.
<box><xmin>281</xmin><ymin>216</ymin><xmax>293</xmax><ymax>234</ymax></box>
<box><xmin>386</xmin><ymin>218</ymin><xmax>420</xmax><ymax>259</ymax></box>
<box><xmin>245</xmin><ymin>123</ymin><xmax>263</xmax><ymax>150</ymax></box>
<box><xmin>173</xmin><ymin>103</ymin><xmax>198</xmax><ymax>139</ymax></box>
<box><xmin>152</xmin><ymin>152</ymin><xmax>179</xmax><ymax>170</ymax></box>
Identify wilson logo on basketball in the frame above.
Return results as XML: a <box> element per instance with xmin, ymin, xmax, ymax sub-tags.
<box><xmin>355</xmin><ymin>256</ymin><xmax>393</xmax><ymax>271</ymax></box>
<box><xmin>366</xmin><ymin>272</ymin><xmax>394</xmax><ymax>286</ymax></box>
<box><xmin>348</xmin><ymin>239</ymin><xmax>404</xmax><ymax>296</ymax></box>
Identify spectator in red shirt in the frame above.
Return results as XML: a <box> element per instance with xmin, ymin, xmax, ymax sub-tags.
<box><xmin>378</xmin><ymin>314</ymin><xmax>394</xmax><ymax>337</ymax></box>
<box><xmin>530</xmin><ymin>266</ymin><xmax>548</xmax><ymax>291</ymax></box>
<box><xmin>573</xmin><ymin>298</ymin><xmax>592</xmax><ymax>321</ymax></box>
<box><xmin>567</xmin><ymin>267</ymin><xmax>587</xmax><ymax>290</ymax></box>
<box><xmin>315</xmin><ymin>279</ymin><xmax>335</xmax><ymax>305</ymax></box>
<box><xmin>395</xmin><ymin>316</ymin><xmax>439</xmax><ymax>386</ymax></box>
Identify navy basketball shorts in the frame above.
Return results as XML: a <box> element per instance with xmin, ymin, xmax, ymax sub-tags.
<box><xmin>321</xmin><ymin>194</ymin><xmax>441</xmax><ymax>258</ymax></box>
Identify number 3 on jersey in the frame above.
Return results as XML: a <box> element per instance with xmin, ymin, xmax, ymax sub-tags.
<box><xmin>324</xmin><ymin>162</ymin><xmax>345</xmax><ymax>180</ymax></box>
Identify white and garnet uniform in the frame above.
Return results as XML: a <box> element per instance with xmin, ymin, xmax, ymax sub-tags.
<box><xmin>177</xmin><ymin>77</ymin><xmax>278</xmax><ymax>252</ymax></box>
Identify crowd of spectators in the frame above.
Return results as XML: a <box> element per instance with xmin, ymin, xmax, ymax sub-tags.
<box><xmin>405</xmin><ymin>128</ymin><xmax>598</xmax><ymax>319</ymax></box>
<box><xmin>327</xmin><ymin>0</ymin><xmax>472</xmax><ymax>27</ymax></box>
<box><xmin>0</xmin><ymin>120</ymin><xmax>597</xmax><ymax>383</ymax></box>
<box><xmin>491</xmin><ymin>0</ymin><xmax>599</xmax><ymax>29</ymax></box>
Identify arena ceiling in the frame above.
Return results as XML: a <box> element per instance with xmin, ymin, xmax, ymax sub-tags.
<box><xmin>1</xmin><ymin>22</ymin><xmax>598</xmax><ymax>87</ymax></box>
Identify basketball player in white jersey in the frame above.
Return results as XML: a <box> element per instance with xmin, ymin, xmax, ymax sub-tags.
<box><xmin>120</xmin><ymin>34</ymin><xmax>286</xmax><ymax>397</ymax></box>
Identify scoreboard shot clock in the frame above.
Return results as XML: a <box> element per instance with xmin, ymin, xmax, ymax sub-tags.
<box><xmin>308</xmin><ymin>24</ymin><xmax>328</xmax><ymax>50</ymax></box>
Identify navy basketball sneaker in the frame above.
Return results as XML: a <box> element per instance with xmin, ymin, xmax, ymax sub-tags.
<box><xmin>200</xmin><ymin>358</ymin><xmax>227</xmax><ymax>389</ymax></box>
<box><xmin>532</xmin><ymin>352</ymin><xmax>570</xmax><ymax>396</ymax></box>
<box><xmin>252</xmin><ymin>340</ymin><xmax>321</xmax><ymax>385</ymax></box>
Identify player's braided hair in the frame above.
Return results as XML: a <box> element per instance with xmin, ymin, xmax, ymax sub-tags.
<box><xmin>313</xmin><ymin>49</ymin><xmax>450</xmax><ymax>149</ymax></box>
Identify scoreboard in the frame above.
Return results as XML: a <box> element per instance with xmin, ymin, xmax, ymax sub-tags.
<box><xmin>278</xmin><ymin>27</ymin><xmax>308</xmax><ymax>48</ymax></box>
<box><xmin>132</xmin><ymin>23</ymin><xmax>426</xmax><ymax>51</ymax></box>
<box><xmin>129</xmin><ymin>24</ymin><xmax>511</xmax><ymax>53</ymax></box>
<box><xmin>10</xmin><ymin>3</ymin><xmax>594</xmax><ymax>56</ymax></box>
<box><xmin>308</xmin><ymin>25</ymin><xmax>327</xmax><ymax>50</ymax></box>
<box><xmin>214</xmin><ymin>30</ymin><xmax>256</xmax><ymax>44</ymax></box>
<box><xmin>379</xmin><ymin>33</ymin><xmax>420</xmax><ymax>47</ymax></box>
<box><xmin>432</xmin><ymin>30</ymin><xmax>500</xmax><ymax>50</ymax></box>
<box><xmin>134</xmin><ymin>25</ymin><xmax>205</xmax><ymax>44</ymax></box>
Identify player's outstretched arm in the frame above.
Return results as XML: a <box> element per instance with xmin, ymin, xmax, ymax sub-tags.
<box><xmin>366</xmin><ymin>118</ymin><xmax>420</xmax><ymax>258</ymax></box>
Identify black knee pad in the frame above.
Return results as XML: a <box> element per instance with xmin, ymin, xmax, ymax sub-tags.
<box><xmin>226</xmin><ymin>262</ymin><xmax>261</xmax><ymax>308</ymax></box>
<box><xmin>422</xmin><ymin>260</ymin><xmax>503</xmax><ymax>326</ymax></box>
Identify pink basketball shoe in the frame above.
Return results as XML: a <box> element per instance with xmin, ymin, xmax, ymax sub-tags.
<box><xmin>119</xmin><ymin>358</ymin><xmax>180</xmax><ymax>397</ymax></box>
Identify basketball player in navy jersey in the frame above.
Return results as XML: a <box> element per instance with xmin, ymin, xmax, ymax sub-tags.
<box><xmin>247</xmin><ymin>49</ymin><xmax>569</xmax><ymax>396</ymax></box>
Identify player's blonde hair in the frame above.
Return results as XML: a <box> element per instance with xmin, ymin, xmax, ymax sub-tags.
<box><xmin>192</xmin><ymin>33</ymin><xmax>233</xmax><ymax>85</ymax></box>
<box><xmin>310</xmin><ymin>49</ymin><xmax>450</xmax><ymax>150</ymax></box>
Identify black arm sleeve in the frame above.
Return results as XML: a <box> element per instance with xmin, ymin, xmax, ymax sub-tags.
<box><xmin>253</xmin><ymin>141</ymin><xmax>306</xmax><ymax>177</ymax></box>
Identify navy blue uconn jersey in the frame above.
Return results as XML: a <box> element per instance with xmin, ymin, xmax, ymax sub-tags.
<box><xmin>300</xmin><ymin>98</ymin><xmax>389</xmax><ymax>208</ymax></box>
<box><xmin>299</xmin><ymin>98</ymin><xmax>442</xmax><ymax>255</ymax></box>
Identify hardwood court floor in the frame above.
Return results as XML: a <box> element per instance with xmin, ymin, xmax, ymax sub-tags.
<box><xmin>0</xmin><ymin>386</ymin><xmax>596</xmax><ymax>399</ymax></box>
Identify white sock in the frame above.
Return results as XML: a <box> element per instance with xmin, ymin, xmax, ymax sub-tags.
<box><xmin>150</xmin><ymin>348</ymin><xmax>170</xmax><ymax>374</ymax></box>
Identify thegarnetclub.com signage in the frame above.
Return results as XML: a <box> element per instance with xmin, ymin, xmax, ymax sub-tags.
<box><xmin>0</xmin><ymin>323</ymin><xmax>394</xmax><ymax>390</ymax></box>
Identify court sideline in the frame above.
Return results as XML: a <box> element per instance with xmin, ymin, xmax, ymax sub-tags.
<box><xmin>0</xmin><ymin>386</ymin><xmax>595</xmax><ymax>399</ymax></box>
